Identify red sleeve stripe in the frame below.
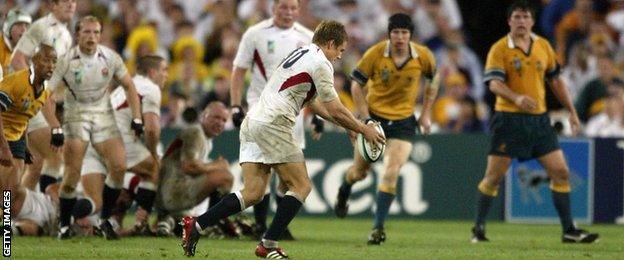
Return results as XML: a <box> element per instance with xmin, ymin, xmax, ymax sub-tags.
<box><xmin>278</xmin><ymin>72</ymin><xmax>316</xmax><ymax>106</ymax></box>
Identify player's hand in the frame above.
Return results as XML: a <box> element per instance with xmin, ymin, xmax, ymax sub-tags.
<box><xmin>231</xmin><ymin>105</ymin><xmax>245</xmax><ymax>128</ymax></box>
<box><xmin>50</xmin><ymin>127</ymin><xmax>64</xmax><ymax>152</ymax></box>
<box><xmin>514</xmin><ymin>95</ymin><xmax>537</xmax><ymax>112</ymax></box>
<box><xmin>311</xmin><ymin>115</ymin><xmax>324</xmax><ymax>140</ymax></box>
<box><xmin>131</xmin><ymin>118</ymin><xmax>144</xmax><ymax>137</ymax></box>
<box><xmin>362</xmin><ymin>123</ymin><xmax>385</xmax><ymax>147</ymax></box>
<box><xmin>417</xmin><ymin>114</ymin><xmax>432</xmax><ymax>135</ymax></box>
<box><xmin>0</xmin><ymin>143</ymin><xmax>13</xmax><ymax>167</ymax></box>
<box><xmin>569</xmin><ymin>113</ymin><xmax>581</xmax><ymax>136</ymax></box>
<box><xmin>214</xmin><ymin>156</ymin><xmax>230</xmax><ymax>169</ymax></box>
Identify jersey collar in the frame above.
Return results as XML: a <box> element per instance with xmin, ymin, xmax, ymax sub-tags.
<box><xmin>506</xmin><ymin>33</ymin><xmax>537</xmax><ymax>49</ymax></box>
<box><xmin>383</xmin><ymin>40</ymin><xmax>419</xmax><ymax>59</ymax></box>
<box><xmin>47</xmin><ymin>13</ymin><xmax>67</xmax><ymax>27</ymax></box>
<box><xmin>28</xmin><ymin>65</ymin><xmax>48</xmax><ymax>97</ymax></box>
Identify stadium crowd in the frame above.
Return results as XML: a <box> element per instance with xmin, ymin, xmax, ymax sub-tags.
<box><xmin>0</xmin><ymin>0</ymin><xmax>621</xmax><ymax>249</ymax></box>
<box><xmin>3</xmin><ymin>0</ymin><xmax>624</xmax><ymax>136</ymax></box>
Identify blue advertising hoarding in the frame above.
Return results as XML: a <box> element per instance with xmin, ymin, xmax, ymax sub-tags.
<box><xmin>505</xmin><ymin>139</ymin><xmax>593</xmax><ymax>224</ymax></box>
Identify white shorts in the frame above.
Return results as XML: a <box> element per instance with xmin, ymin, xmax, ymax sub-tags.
<box><xmin>64</xmin><ymin>109</ymin><xmax>120</xmax><ymax>143</ymax></box>
<box><xmin>16</xmin><ymin>189</ymin><xmax>58</xmax><ymax>235</ymax></box>
<box><xmin>294</xmin><ymin>113</ymin><xmax>305</xmax><ymax>149</ymax></box>
<box><xmin>26</xmin><ymin>111</ymin><xmax>49</xmax><ymax>133</ymax></box>
<box><xmin>156</xmin><ymin>160</ymin><xmax>208</xmax><ymax>212</ymax></box>
<box><xmin>239</xmin><ymin>119</ymin><xmax>304</xmax><ymax>164</ymax></box>
<box><xmin>81</xmin><ymin>140</ymin><xmax>150</xmax><ymax>176</ymax></box>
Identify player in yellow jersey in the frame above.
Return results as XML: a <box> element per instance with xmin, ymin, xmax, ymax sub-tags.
<box><xmin>334</xmin><ymin>13</ymin><xmax>439</xmax><ymax>245</ymax></box>
<box><xmin>0</xmin><ymin>8</ymin><xmax>31</xmax><ymax>76</ymax></box>
<box><xmin>471</xmin><ymin>1</ymin><xmax>598</xmax><ymax>244</ymax></box>
<box><xmin>0</xmin><ymin>44</ymin><xmax>57</xmax><ymax>209</ymax></box>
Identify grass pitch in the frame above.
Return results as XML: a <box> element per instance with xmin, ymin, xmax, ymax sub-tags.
<box><xmin>11</xmin><ymin>217</ymin><xmax>623</xmax><ymax>259</ymax></box>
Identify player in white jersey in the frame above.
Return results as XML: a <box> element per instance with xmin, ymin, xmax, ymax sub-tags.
<box><xmin>11</xmin><ymin>0</ymin><xmax>76</xmax><ymax>193</ymax></box>
<box><xmin>43</xmin><ymin>16</ymin><xmax>144</xmax><ymax>240</ymax></box>
<box><xmin>11</xmin><ymin>182</ymin><xmax>60</xmax><ymax>237</ymax></box>
<box><xmin>181</xmin><ymin>21</ymin><xmax>386</xmax><ymax>259</ymax></box>
<box><xmin>156</xmin><ymin>102</ymin><xmax>233</xmax><ymax>235</ymax></box>
<box><xmin>73</xmin><ymin>55</ymin><xmax>167</xmax><ymax>236</ymax></box>
<box><xmin>230</xmin><ymin>0</ymin><xmax>321</xmax><ymax>239</ymax></box>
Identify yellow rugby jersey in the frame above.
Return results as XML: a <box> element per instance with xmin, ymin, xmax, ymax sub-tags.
<box><xmin>484</xmin><ymin>34</ymin><xmax>560</xmax><ymax>114</ymax></box>
<box><xmin>0</xmin><ymin>33</ymin><xmax>12</xmax><ymax>74</ymax></box>
<box><xmin>0</xmin><ymin>68</ymin><xmax>49</xmax><ymax>141</ymax></box>
<box><xmin>351</xmin><ymin>41</ymin><xmax>436</xmax><ymax>120</ymax></box>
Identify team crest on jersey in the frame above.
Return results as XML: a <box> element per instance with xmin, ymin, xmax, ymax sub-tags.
<box><xmin>102</xmin><ymin>68</ymin><xmax>109</xmax><ymax>77</ymax></box>
<box><xmin>536</xmin><ymin>60</ymin><xmax>543</xmax><ymax>71</ymax></box>
<box><xmin>381</xmin><ymin>68</ymin><xmax>390</xmax><ymax>85</ymax></box>
<box><xmin>268</xmin><ymin>40</ymin><xmax>275</xmax><ymax>54</ymax></box>
<box><xmin>73</xmin><ymin>69</ymin><xmax>83</xmax><ymax>84</ymax></box>
<box><xmin>513</xmin><ymin>57</ymin><xmax>522</xmax><ymax>72</ymax></box>
<box><xmin>21</xmin><ymin>98</ymin><xmax>31</xmax><ymax>112</ymax></box>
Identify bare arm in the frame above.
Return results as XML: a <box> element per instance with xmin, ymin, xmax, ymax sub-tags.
<box><xmin>350</xmin><ymin>81</ymin><xmax>369</xmax><ymax>119</ymax></box>
<box><xmin>230</xmin><ymin>67</ymin><xmax>248</xmax><ymax>106</ymax></box>
<box><xmin>549</xmin><ymin>76</ymin><xmax>581</xmax><ymax>135</ymax></box>
<box><xmin>418</xmin><ymin>73</ymin><xmax>440</xmax><ymax>134</ymax></box>
<box><xmin>323</xmin><ymin>98</ymin><xmax>385</xmax><ymax>145</ymax></box>
<box><xmin>11</xmin><ymin>51</ymin><xmax>30</xmax><ymax>71</ymax></box>
<box><xmin>489</xmin><ymin>79</ymin><xmax>537</xmax><ymax>112</ymax></box>
<box><xmin>118</xmin><ymin>74</ymin><xmax>142</xmax><ymax>120</ymax></box>
<box><xmin>308</xmin><ymin>99</ymin><xmax>337</xmax><ymax>124</ymax></box>
<box><xmin>181</xmin><ymin>157</ymin><xmax>229</xmax><ymax>176</ymax></box>
<box><xmin>42</xmin><ymin>93</ymin><xmax>60</xmax><ymax>129</ymax></box>
<box><xmin>0</xmin><ymin>114</ymin><xmax>13</xmax><ymax>167</ymax></box>
<box><xmin>143</xmin><ymin>112</ymin><xmax>160</xmax><ymax>156</ymax></box>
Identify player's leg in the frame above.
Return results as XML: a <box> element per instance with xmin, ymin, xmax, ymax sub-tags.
<box><xmin>58</xmin><ymin>138</ymin><xmax>88</xmax><ymax>239</ymax></box>
<box><xmin>471</xmin><ymin>155</ymin><xmax>512</xmax><ymax>242</ymax></box>
<box><xmin>182</xmin><ymin>162</ymin><xmax>271</xmax><ymax>256</ymax></box>
<box><xmin>76</xmin><ymin>173</ymin><xmax>104</xmax><ymax>219</ymax></box>
<box><xmin>367</xmin><ymin>139</ymin><xmax>412</xmax><ymax>245</ymax></box>
<box><xmin>93</xmin><ymin>137</ymin><xmax>127</xmax><ymax>240</ymax></box>
<box><xmin>258</xmin><ymin>162</ymin><xmax>310</xmax><ymax>255</ymax></box>
<box><xmin>273</xmin><ymin>179</ymin><xmax>296</xmax><ymax>240</ymax></box>
<box><xmin>335</xmin><ymin>145</ymin><xmax>371</xmax><ymax>218</ymax></box>
<box><xmin>22</xmin><ymin>127</ymin><xmax>63</xmax><ymax>192</ymax></box>
<box><xmin>537</xmin><ymin>150</ymin><xmax>599</xmax><ymax>243</ymax></box>
<box><xmin>126</xmin><ymin>146</ymin><xmax>159</xmax><ymax>232</ymax></box>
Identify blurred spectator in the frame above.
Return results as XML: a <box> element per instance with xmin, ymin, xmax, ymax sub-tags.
<box><xmin>123</xmin><ymin>25</ymin><xmax>166</xmax><ymax>75</ymax></box>
<box><xmin>561</xmin><ymin>43</ymin><xmax>598</xmax><ymax>101</ymax></box>
<box><xmin>607</xmin><ymin>0</ymin><xmax>624</xmax><ymax>46</ymax></box>
<box><xmin>436</xmin><ymin>31</ymin><xmax>484</xmax><ymax>100</ymax></box>
<box><xmin>433</xmin><ymin>72</ymin><xmax>468</xmax><ymax>128</ymax></box>
<box><xmin>554</xmin><ymin>0</ymin><xmax>599</xmax><ymax>65</ymax></box>
<box><xmin>540</xmin><ymin>0</ymin><xmax>575</xmax><ymax>41</ymax></box>
<box><xmin>402</xmin><ymin>0</ymin><xmax>462</xmax><ymax>50</ymax></box>
<box><xmin>575</xmin><ymin>56</ymin><xmax>619</xmax><ymax>122</ymax></box>
<box><xmin>200</xmin><ymin>68</ymin><xmax>231</xmax><ymax>109</ymax></box>
<box><xmin>447</xmin><ymin>96</ymin><xmax>488</xmax><ymax>134</ymax></box>
<box><xmin>584</xmin><ymin>77</ymin><xmax>624</xmax><ymax>137</ymax></box>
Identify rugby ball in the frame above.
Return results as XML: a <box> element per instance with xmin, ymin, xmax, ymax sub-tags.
<box><xmin>356</xmin><ymin>121</ymin><xmax>386</xmax><ymax>163</ymax></box>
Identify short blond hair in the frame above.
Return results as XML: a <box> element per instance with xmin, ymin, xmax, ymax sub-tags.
<box><xmin>312</xmin><ymin>20</ymin><xmax>347</xmax><ymax>47</ymax></box>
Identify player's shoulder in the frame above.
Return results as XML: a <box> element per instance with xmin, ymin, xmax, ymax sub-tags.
<box><xmin>533</xmin><ymin>34</ymin><xmax>555</xmax><ymax>50</ymax></box>
<box><xmin>488</xmin><ymin>36</ymin><xmax>510</xmax><ymax>53</ymax></box>
<box><xmin>29</xmin><ymin>14</ymin><xmax>51</xmax><ymax>29</ymax></box>
<box><xmin>293</xmin><ymin>22</ymin><xmax>314</xmax><ymax>38</ymax></box>
<box><xmin>0</xmin><ymin>69</ymin><xmax>28</xmax><ymax>93</ymax></box>
<box><xmin>361</xmin><ymin>41</ymin><xmax>387</xmax><ymax>58</ymax></box>
<box><xmin>180</xmin><ymin>124</ymin><xmax>204</xmax><ymax>141</ymax></box>
<box><xmin>410</xmin><ymin>42</ymin><xmax>434</xmax><ymax>57</ymax></box>
<box><xmin>134</xmin><ymin>75</ymin><xmax>161</xmax><ymax>95</ymax></box>
<box><xmin>245</xmin><ymin>19</ymin><xmax>275</xmax><ymax>35</ymax></box>
<box><xmin>97</xmin><ymin>45</ymin><xmax>122</xmax><ymax>59</ymax></box>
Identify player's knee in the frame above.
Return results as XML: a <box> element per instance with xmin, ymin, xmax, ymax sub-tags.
<box><xmin>549</xmin><ymin>166</ymin><xmax>569</xmax><ymax>183</ymax></box>
<box><xmin>60</xmin><ymin>184</ymin><xmax>76</xmax><ymax>195</ymax></box>
<box><xmin>296</xmin><ymin>180</ymin><xmax>312</xmax><ymax>199</ymax></box>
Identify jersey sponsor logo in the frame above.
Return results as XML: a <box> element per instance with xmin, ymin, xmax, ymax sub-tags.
<box><xmin>72</xmin><ymin>69</ymin><xmax>83</xmax><ymax>85</ymax></box>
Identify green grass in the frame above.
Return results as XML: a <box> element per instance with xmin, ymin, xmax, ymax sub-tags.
<box><xmin>11</xmin><ymin>217</ymin><xmax>624</xmax><ymax>259</ymax></box>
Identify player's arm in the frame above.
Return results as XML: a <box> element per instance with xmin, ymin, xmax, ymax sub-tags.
<box><xmin>11</xmin><ymin>24</ymin><xmax>40</xmax><ymax>71</ymax></box>
<box><xmin>230</xmin><ymin>66</ymin><xmax>248</xmax><ymax>107</ymax></box>
<box><xmin>179</xmin><ymin>127</ymin><xmax>226</xmax><ymax>176</ymax></box>
<box><xmin>42</xmin><ymin>92</ymin><xmax>64</xmax><ymax>151</ymax></box>
<box><xmin>489</xmin><ymin>79</ymin><xmax>537</xmax><ymax>112</ymax></box>
<box><xmin>143</xmin><ymin>112</ymin><xmax>160</xmax><ymax>156</ymax></box>
<box><xmin>350</xmin><ymin>80</ymin><xmax>369</xmax><ymax>119</ymax></box>
<box><xmin>322</xmin><ymin>98</ymin><xmax>385</xmax><ymax>145</ymax></box>
<box><xmin>549</xmin><ymin>76</ymin><xmax>580</xmax><ymax>135</ymax></box>
<box><xmin>117</xmin><ymin>74</ymin><xmax>144</xmax><ymax>136</ymax></box>
<box><xmin>0</xmin><ymin>85</ymin><xmax>15</xmax><ymax>166</ymax></box>
<box><xmin>419</xmin><ymin>72</ymin><xmax>440</xmax><ymax>135</ymax></box>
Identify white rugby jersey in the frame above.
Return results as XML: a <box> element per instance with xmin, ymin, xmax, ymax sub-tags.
<box><xmin>13</xmin><ymin>13</ymin><xmax>72</xmax><ymax>59</ymax></box>
<box><xmin>233</xmin><ymin>18</ymin><xmax>313</xmax><ymax>107</ymax></box>
<box><xmin>49</xmin><ymin>45</ymin><xmax>128</xmax><ymax>111</ymax></box>
<box><xmin>247</xmin><ymin>43</ymin><xmax>338</xmax><ymax>128</ymax></box>
<box><xmin>111</xmin><ymin>74</ymin><xmax>161</xmax><ymax>142</ymax></box>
